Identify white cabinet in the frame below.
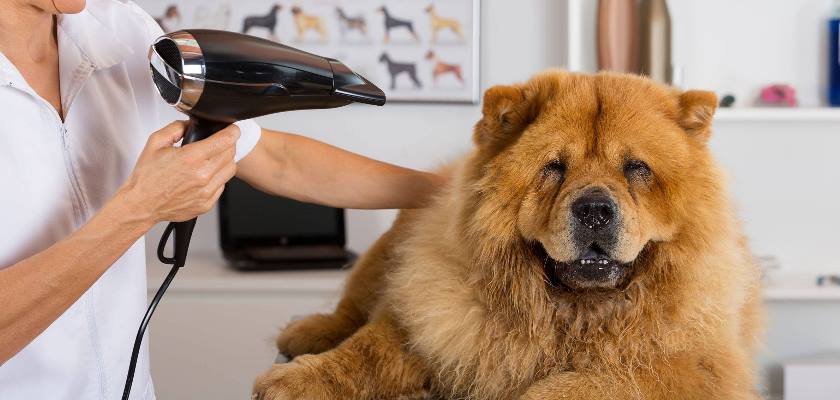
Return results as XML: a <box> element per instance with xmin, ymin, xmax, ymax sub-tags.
<box><xmin>145</xmin><ymin>253</ymin><xmax>347</xmax><ymax>400</ymax></box>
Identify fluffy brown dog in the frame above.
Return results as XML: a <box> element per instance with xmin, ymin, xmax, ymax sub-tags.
<box><xmin>253</xmin><ymin>70</ymin><xmax>763</xmax><ymax>400</ymax></box>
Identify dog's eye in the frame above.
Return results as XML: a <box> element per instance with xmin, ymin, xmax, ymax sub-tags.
<box><xmin>543</xmin><ymin>160</ymin><xmax>566</xmax><ymax>180</ymax></box>
<box><xmin>623</xmin><ymin>159</ymin><xmax>651</xmax><ymax>181</ymax></box>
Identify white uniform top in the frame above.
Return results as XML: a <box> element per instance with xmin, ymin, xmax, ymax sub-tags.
<box><xmin>0</xmin><ymin>1</ymin><xmax>261</xmax><ymax>398</ymax></box>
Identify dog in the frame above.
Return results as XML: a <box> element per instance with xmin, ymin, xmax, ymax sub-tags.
<box><xmin>291</xmin><ymin>6</ymin><xmax>328</xmax><ymax>42</ymax></box>
<box><xmin>154</xmin><ymin>5</ymin><xmax>180</xmax><ymax>33</ymax></box>
<box><xmin>378</xmin><ymin>53</ymin><xmax>422</xmax><ymax>90</ymax></box>
<box><xmin>377</xmin><ymin>6</ymin><xmax>420</xmax><ymax>44</ymax></box>
<box><xmin>425</xmin><ymin>4</ymin><xmax>464</xmax><ymax>43</ymax></box>
<box><xmin>242</xmin><ymin>4</ymin><xmax>282</xmax><ymax>41</ymax></box>
<box><xmin>253</xmin><ymin>70</ymin><xmax>763</xmax><ymax>400</ymax></box>
<box><xmin>336</xmin><ymin>7</ymin><xmax>367</xmax><ymax>38</ymax></box>
<box><xmin>425</xmin><ymin>50</ymin><xmax>464</xmax><ymax>85</ymax></box>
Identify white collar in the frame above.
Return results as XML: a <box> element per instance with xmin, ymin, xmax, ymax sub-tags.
<box><xmin>0</xmin><ymin>7</ymin><xmax>133</xmax><ymax>86</ymax></box>
<box><xmin>56</xmin><ymin>8</ymin><xmax>133</xmax><ymax>70</ymax></box>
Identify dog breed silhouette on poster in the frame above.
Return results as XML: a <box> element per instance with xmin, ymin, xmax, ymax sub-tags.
<box><xmin>241</xmin><ymin>4</ymin><xmax>282</xmax><ymax>40</ymax></box>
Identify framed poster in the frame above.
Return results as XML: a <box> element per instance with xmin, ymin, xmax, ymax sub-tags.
<box><xmin>136</xmin><ymin>0</ymin><xmax>481</xmax><ymax>103</ymax></box>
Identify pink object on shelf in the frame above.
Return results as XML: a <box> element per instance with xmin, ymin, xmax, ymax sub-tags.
<box><xmin>758</xmin><ymin>84</ymin><xmax>798</xmax><ymax>107</ymax></box>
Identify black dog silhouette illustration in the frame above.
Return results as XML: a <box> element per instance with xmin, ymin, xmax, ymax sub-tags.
<box><xmin>377</xmin><ymin>6</ymin><xmax>420</xmax><ymax>44</ymax></box>
<box><xmin>425</xmin><ymin>50</ymin><xmax>464</xmax><ymax>85</ymax></box>
<box><xmin>379</xmin><ymin>53</ymin><xmax>422</xmax><ymax>90</ymax></box>
<box><xmin>154</xmin><ymin>5</ymin><xmax>180</xmax><ymax>33</ymax></box>
<box><xmin>241</xmin><ymin>4</ymin><xmax>282</xmax><ymax>41</ymax></box>
<box><xmin>336</xmin><ymin>7</ymin><xmax>367</xmax><ymax>38</ymax></box>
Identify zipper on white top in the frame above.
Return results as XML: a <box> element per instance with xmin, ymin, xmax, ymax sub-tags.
<box><xmin>19</xmin><ymin>68</ymin><xmax>95</xmax><ymax>225</ymax></box>
<box><xmin>58</xmin><ymin>124</ymin><xmax>90</xmax><ymax>224</ymax></box>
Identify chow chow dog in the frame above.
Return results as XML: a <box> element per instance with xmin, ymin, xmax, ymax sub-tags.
<box><xmin>253</xmin><ymin>70</ymin><xmax>763</xmax><ymax>400</ymax></box>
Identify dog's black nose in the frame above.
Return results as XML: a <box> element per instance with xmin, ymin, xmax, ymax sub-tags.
<box><xmin>572</xmin><ymin>189</ymin><xmax>616</xmax><ymax>231</ymax></box>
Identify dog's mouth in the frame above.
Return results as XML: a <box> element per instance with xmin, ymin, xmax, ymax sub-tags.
<box><xmin>535</xmin><ymin>243</ymin><xmax>633</xmax><ymax>291</ymax></box>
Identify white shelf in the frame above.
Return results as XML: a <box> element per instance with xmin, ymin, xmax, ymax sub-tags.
<box><xmin>764</xmin><ymin>286</ymin><xmax>840</xmax><ymax>301</ymax></box>
<box><xmin>715</xmin><ymin>108</ymin><xmax>840</xmax><ymax>123</ymax></box>
<box><xmin>764</xmin><ymin>273</ymin><xmax>840</xmax><ymax>301</ymax></box>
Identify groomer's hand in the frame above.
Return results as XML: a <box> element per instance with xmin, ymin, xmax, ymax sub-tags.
<box><xmin>119</xmin><ymin>121</ymin><xmax>240</xmax><ymax>223</ymax></box>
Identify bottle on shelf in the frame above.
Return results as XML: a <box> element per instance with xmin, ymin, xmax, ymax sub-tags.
<box><xmin>597</xmin><ymin>0</ymin><xmax>639</xmax><ymax>73</ymax></box>
<box><xmin>639</xmin><ymin>0</ymin><xmax>672</xmax><ymax>84</ymax></box>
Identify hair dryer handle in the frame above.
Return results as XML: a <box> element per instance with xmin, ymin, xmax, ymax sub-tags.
<box><xmin>157</xmin><ymin>117</ymin><xmax>230</xmax><ymax>268</ymax></box>
<box><xmin>182</xmin><ymin>117</ymin><xmax>230</xmax><ymax>146</ymax></box>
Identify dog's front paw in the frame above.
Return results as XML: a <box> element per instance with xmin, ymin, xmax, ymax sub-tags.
<box><xmin>252</xmin><ymin>358</ymin><xmax>332</xmax><ymax>400</ymax></box>
<box><xmin>276</xmin><ymin>313</ymin><xmax>354</xmax><ymax>357</ymax></box>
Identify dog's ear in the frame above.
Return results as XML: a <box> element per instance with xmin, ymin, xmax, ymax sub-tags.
<box><xmin>677</xmin><ymin>90</ymin><xmax>717</xmax><ymax>142</ymax></box>
<box><xmin>473</xmin><ymin>83</ymin><xmax>541</xmax><ymax>150</ymax></box>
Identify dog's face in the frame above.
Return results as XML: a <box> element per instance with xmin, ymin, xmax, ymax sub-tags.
<box><xmin>470</xmin><ymin>71</ymin><xmax>718</xmax><ymax>292</ymax></box>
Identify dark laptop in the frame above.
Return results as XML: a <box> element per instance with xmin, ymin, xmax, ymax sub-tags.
<box><xmin>218</xmin><ymin>178</ymin><xmax>355</xmax><ymax>270</ymax></box>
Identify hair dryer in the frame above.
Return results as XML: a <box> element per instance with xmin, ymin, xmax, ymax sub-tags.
<box><xmin>122</xmin><ymin>29</ymin><xmax>385</xmax><ymax>400</ymax></box>
<box><xmin>148</xmin><ymin>29</ymin><xmax>385</xmax><ymax>270</ymax></box>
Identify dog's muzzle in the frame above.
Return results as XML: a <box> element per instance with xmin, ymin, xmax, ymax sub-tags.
<box><xmin>539</xmin><ymin>187</ymin><xmax>633</xmax><ymax>290</ymax></box>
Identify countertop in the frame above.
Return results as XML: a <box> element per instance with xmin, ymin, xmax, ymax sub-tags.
<box><xmin>146</xmin><ymin>251</ymin><xmax>350</xmax><ymax>294</ymax></box>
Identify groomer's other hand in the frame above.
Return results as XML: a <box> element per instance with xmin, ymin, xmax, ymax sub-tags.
<box><xmin>119</xmin><ymin>121</ymin><xmax>240</xmax><ymax>223</ymax></box>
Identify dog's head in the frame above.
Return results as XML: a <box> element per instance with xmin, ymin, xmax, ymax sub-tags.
<box><xmin>466</xmin><ymin>71</ymin><xmax>718</xmax><ymax>293</ymax></box>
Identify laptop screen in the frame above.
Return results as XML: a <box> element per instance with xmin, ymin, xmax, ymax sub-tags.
<box><xmin>219</xmin><ymin>177</ymin><xmax>346</xmax><ymax>250</ymax></box>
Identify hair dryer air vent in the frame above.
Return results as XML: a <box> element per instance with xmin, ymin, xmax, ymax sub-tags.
<box><xmin>149</xmin><ymin>31</ymin><xmax>206</xmax><ymax>112</ymax></box>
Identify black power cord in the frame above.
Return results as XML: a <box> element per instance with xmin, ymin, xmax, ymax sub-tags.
<box><xmin>121</xmin><ymin>222</ymin><xmax>182</xmax><ymax>400</ymax></box>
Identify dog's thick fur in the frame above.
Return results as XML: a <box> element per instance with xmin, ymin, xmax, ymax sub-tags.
<box><xmin>253</xmin><ymin>70</ymin><xmax>763</xmax><ymax>400</ymax></box>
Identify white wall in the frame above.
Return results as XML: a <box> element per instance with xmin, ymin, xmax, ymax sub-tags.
<box><xmin>710</xmin><ymin>120</ymin><xmax>840</xmax><ymax>272</ymax></box>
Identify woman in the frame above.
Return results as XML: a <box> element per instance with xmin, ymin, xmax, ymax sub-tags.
<box><xmin>0</xmin><ymin>0</ymin><xmax>443</xmax><ymax>398</ymax></box>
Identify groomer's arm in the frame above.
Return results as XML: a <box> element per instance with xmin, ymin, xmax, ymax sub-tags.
<box><xmin>0</xmin><ymin>122</ymin><xmax>240</xmax><ymax>365</ymax></box>
<box><xmin>236</xmin><ymin>129</ymin><xmax>446</xmax><ymax>209</ymax></box>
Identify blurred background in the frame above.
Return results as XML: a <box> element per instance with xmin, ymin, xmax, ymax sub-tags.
<box><xmin>135</xmin><ymin>1</ymin><xmax>840</xmax><ymax>399</ymax></box>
